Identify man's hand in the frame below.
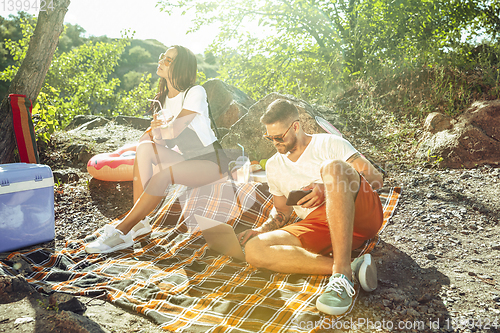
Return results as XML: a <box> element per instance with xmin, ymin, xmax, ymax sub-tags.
<box><xmin>237</xmin><ymin>228</ymin><xmax>262</xmax><ymax>246</ymax></box>
<box><xmin>297</xmin><ymin>183</ymin><xmax>325</xmax><ymax>208</ymax></box>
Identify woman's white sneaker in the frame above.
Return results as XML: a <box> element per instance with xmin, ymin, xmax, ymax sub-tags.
<box><xmin>85</xmin><ymin>225</ymin><xmax>134</xmax><ymax>254</ymax></box>
<box><xmin>130</xmin><ymin>217</ymin><xmax>152</xmax><ymax>239</ymax></box>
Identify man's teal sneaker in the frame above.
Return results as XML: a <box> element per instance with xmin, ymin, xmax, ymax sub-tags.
<box><xmin>350</xmin><ymin>253</ymin><xmax>377</xmax><ymax>292</ymax></box>
<box><xmin>316</xmin><ymin>273</ymin><xmax>355</xmax><ymax>315</ymax></box>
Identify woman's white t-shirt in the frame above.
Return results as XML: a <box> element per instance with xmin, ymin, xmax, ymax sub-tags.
<box><xmin>266</xmin><ymin>133</ymin><xmax>358</xmax><ymax>219</ymax></box>
<box><xmin>160</xmin><ymin>85</ymin><xmax>217</xmax><ymax>147</ymax></box>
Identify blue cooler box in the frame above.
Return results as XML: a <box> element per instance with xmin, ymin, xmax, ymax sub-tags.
<box><xmin>0</xmin><ymin>163</ymin><xmax>55</xmax><ymax>252</ymax></box>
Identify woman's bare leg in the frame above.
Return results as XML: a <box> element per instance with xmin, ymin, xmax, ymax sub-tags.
<box><xmin>132</xmin><ymin>140</ymin><xmax>184</xmax><ymax>203</ymax></box>
<box><xmin>132</xmin><ymin>157</ymin><xmax>143</xmax><ymax>203</ymax></box>
<box><xmin>117</xmin><ymin>158</ymin><xmax>224</xmax><ymax>235</ymax></box>
<box><xmin>135</xmin><ymin>141</ymin><xmax>185</xmax><ymax>189</ymax></box>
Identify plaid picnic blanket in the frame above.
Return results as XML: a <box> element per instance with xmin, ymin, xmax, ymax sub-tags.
<box><xmin>0</xmin><ymin>182</ymin><xmax>401</xmax><ymax>333</ymax></box>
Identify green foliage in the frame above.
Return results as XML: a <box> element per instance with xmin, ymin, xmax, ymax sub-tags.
<box><xmin>213</xmin><ymin>33</ymin><xmax>342</xmax><ymax>101</ymax></box>
<box><xmin>122</xmin><ymin>70</ymin><xmax>144</xmax><ymax>91</ymax></box>
<box><xmin>45</xmin><ymin>38</ymin><xmax>129</xmax><ymax>120</ymax></box>
<box><xmin>196</xmin><ymin>70</ymin><xmax>207</xmax><ymax>86</ymax></box>
<box><xmin>115</xmin><ymin>73</ymin><xmax>156</xmax><ymax>115</ymax></box>
<box><xmin>0</xmin><ymin>18</ymin><xmax>35</xmax><ymax>81</ymax></box>
<box><xmin>57</xmin><ymin>23</ymin><xmax>86</xmax><ymax>53</ymax></box>
<box><xmin>128</xmin><ymin>46</ymin><xmax>152</xmax><ymax>64</ymax></box>
<box><xmin>31</xmin><ymin>89</ymin><xmax>60</xmax><ymax>142</ymax></box>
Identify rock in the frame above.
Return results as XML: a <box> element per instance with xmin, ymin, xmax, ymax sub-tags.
<box><xmin>426</xmin><ymin>253</ymin><xmax>436</xmax><ymax>260</ymax></box>
<box><xmin>203</xmin><ymin>79</ymin><xmax>255</xmax><ymax>119</ymax></box>
<box><xmin>492</xmin><ymin>243</ymin><xmax>500</xmax><ymax>250</ymax></box>
<box><xmin>416</xmin><ymin>100</ymin><xmax>500</xmax><ymax>168</ymax></box>
<box><xmin>221</xmin><ymin>93</ymin><xmax>330</xmax><ymax>160</ymax></box>
<box><xmin>65</xmin><ymin>115</ymin><xmax>109</xmax><ymax>130</ymax></box>
<box><xmin>203</xmin><ymin>79</ymin><xmax>255</xmax><ymax>127</ymax></box>
<box><xmin>0</xmin><ymin>276</ymin><xmax>35</xmax><ymax>298</ymax></box>
<box><xmin>69</xmin><ymin>117</ymin><xmax>110</xmax><ymax>132</ymax></box>
<box><xmin>216</xmin><ymin>101</ymin><xmax>248</xmax><ymax>129</ymax></box>
<box><xmin>49</xmin><ymin>293</ymin><xmax>87</xmax><ymax>315</ymax></box>
<box><xmin>14</xmin><ymin>317</ymin><xmax>35</xmax><ymax>324</ymax></box>
<box><xmin>95</xmin><ymin>137</ymin><xmax>109</xmax><ymax>143</ymax></box>
<box><xmin>424</xmin><ymin>112</ymin><xmax>453</xmax><ymax>133</ymax></box>
<box><xmin>115</xmin><ymin>116</ymin><xmax>151</xmax><ymax>130</ymax></box>
<box><xmin>418</xmin><ymin>293</ymin><xmax>433</xmax><ymax>303</ymax></box>
<box><xmin>53</xmin><ymin>169</ymin><xmax>80</xmax><ymax>184</ymax></box>
<box><xmin>386</xmin><ymin>291</ymin><xmax>406</xmax><ymax>302</ymax></box>
<box><xmin>67</xmin><ymin>144</ymin><xmax>92</xmax><ymax>163</ymax></box>
<box><xmin>406</xmin><ymin>308</ymin><xmax>420</xmax><ymax>316</ymax></box>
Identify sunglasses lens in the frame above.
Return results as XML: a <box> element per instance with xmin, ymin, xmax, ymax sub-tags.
<box><xmin>264</xmin><ymin>135</ymin><xmax>283</xmax><ymax>142</ymax></box>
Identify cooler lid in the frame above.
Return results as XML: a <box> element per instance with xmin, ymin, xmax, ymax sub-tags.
<box><xmin>0</xmin><ymin>163</ymin><xmax>53</xmax><ymax>186</ymax></box>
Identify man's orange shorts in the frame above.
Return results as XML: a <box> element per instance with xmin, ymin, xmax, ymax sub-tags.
<box><xmin>281</xmin><ymin>175</ymin><xmax>383</xmax><ymax>256</ymax></box>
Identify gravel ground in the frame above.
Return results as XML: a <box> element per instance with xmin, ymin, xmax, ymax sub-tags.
<box><xmin>2</xmin><ymin>119</ymin><xmax>500</xmax><ymax>332</ymax></box>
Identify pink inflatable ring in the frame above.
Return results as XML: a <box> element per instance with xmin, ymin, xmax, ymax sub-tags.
<box><xmin>87</xmin><ymin>144</ymin><xmax>137</xmax><ymax>182</ymax></box>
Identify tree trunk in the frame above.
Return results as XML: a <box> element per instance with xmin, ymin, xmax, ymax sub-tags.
<box><xmin>0</xmin><ymin>0</ymin><xmax>71</xmax><ymax>164</ymax></box>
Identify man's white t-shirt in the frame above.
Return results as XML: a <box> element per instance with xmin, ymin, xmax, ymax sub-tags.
<box><xmin>266</xmin><ymin>133</ymin><xmax>358</xmax><ymax>219</ymax></box>
<box><xmin>160</xmin><ymin>85</ymin><xmax>217</xmax><ymax>147</ymax></box>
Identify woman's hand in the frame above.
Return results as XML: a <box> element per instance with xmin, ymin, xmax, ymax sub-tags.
<box><xmin>237</xmin><ymin>228</ymin><xmax>262</xmax><ymax>246</ymax></box>
<box><xmin>151</xmin><ymin>113</ymin><xmax>173</xmax><ymax>130</ymax></box>
<box><xmin>297</xmin><ymin>183</ymin><xmax>325</xmax><ymax>208</ymax></box>
<box><xmin>151</xmin><ymin>113</ymin><xmax>163</xmax><ymax>130</ymax></box>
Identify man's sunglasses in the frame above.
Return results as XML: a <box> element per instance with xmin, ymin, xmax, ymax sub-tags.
<box><xmin>263</xmin><ymin>120</ymin><xmax>299</xmax><ymax>142</ymax></box>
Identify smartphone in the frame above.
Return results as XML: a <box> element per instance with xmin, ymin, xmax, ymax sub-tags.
<box><xmin>286</xmin><ymin>189</ymin><xmax>312</xmax><ymax>206</ymax></box>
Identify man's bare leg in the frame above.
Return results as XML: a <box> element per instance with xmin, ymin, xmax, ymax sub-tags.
<box><xmin>245</xmin><ymin>230</ymin><xmax>333</xmax><ymax>274</ymax></box>
<box><xmin>320</xmin><ymin>159</ymin><xmax>360</xmax><ymax>279</ymax></box>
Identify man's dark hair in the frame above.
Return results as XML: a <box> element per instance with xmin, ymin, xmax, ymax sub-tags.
<box><xmin>260</xmin><ymin>99</ymin><xmax>299</xmax><ymax>125</ymax></box>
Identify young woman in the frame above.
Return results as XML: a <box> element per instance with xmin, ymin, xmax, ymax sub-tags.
<box><xmin>86</xmin><ymin>45</ymin><xmax>229</xmax><ymax>254</ymax></box>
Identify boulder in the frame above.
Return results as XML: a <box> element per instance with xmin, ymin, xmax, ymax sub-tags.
<box><xmin>65</xmin><ymin>115</ymin><xmax>109</xmax><ymax>131</ymax></box>
<box><xmin>221</xmin><ymin>93</ymin><xmax>328</xmax><ymax>161</ymax></box>
<box><xmin>423</xmin><ymin>112</ymin><xmax>452</xmax><ymax>134</ymax></box>
<box><xmin>115</xmin><ymin>115</ymin><xmax>151</xmax><ymax>130</ymax></box>
<box><xmin>203</xmin><ymin>79</ymin><xmax>256</xmax><ymax>129</ymax></box>
<box><xmin>416</xmin><ymin>100</ymin><xmax>500</xmax><ymax>168</ymax></box>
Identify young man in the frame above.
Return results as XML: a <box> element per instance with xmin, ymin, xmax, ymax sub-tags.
<box><xmin>238</xmin><ymin>99</ymin><xmax>384</xmax><ymax>316</ymax></box>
